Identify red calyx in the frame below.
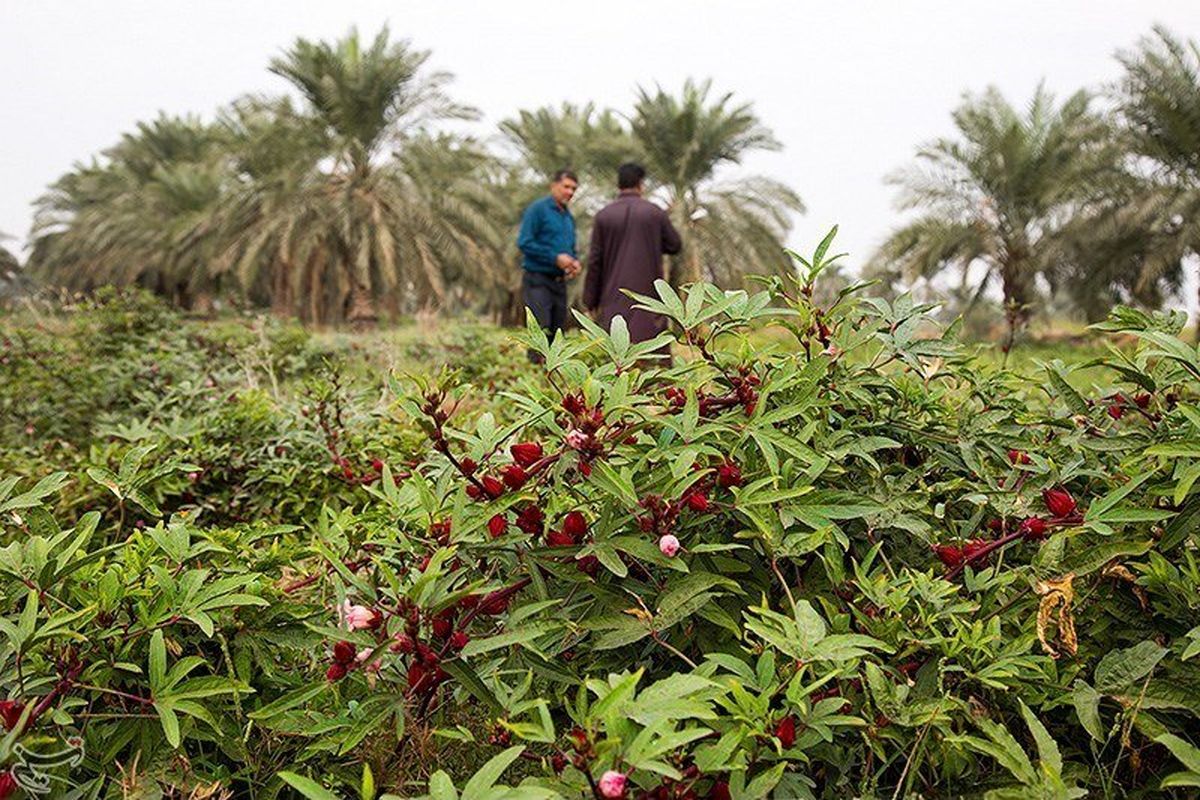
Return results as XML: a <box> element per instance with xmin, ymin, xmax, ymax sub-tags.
<box><xmin>716</xmin><ymin>461</ymin><xmax>743</xmax><ymax>488</ymax></box>
<box><xmin>546</xmin><ymin>529</ymin><xmax>576</xmax><ymax>548</ymax></box>
<box><xmin>449</xmin><ymin>631</ymin><xmax>469</xmax><ymax>651</ymax></box>
<box><xmin>1134</xmin><ymin>392</ymin><xmax>1152</xmax><ymax>409</ymax></box>
<box><xmin>1043</xmin><ymin>487</ymin><xmax>1078</xmax><ymax>518</ymax></box>
<box><xmin>501</xmin><ymin>464</ymin><xmax>527</xmax><ymax>490</ymax></box>
<box><xmin>962</xmin><ymin>539</ymin><xmax>991</xmax><ymax>565</ymax></box>
<box><xmin>431</xmin><ymin>611</ymin><xmax>455</xmax><ymax>640</ymax></box>
<box><xmin>466</xmin><ymin>484</ymin><xmax>482</xmax><ymax>500</ymax></box>
<box><xmin>709</xmin><ymin>780</ymin><xmax>731</xmax><ymax>800</ymax></box>
<box><xmin>0</xmin><ymin>701</ymin><xmax>24</xmax><ymax>732</ymax></box>
<box><xmin>430</xmin><ymin>519</ymin><xmax>452</xmax><ymax>545</ymax></box>
<box><xmin>460</xmin><ymin>457</ymin><xmax>478</xmax><ymax>475</ymax></box>
<box><xmin>686</xmin><ymin>491</ymin><xmax>710</xmax><ymax>513</ymax></box>
<box><xmin>562</xmin><ymin>511</ymin><xmax>588</xmax><ymax>539</ymax></box>
<box><xmin>1007</xmin><ymin>449</ymin><xmax>1031</xmax><ymax>465</ymax></box>
<box><xmin>576</xmin><ymin>555</ymin><xmax>601</xmax><ymax>576</ymax></box>
<box><xmin>550</xmin><ymin>753</ymin><xmax>568</xmax><ymax>774</ymax></box>
<box><xmin>515</xmin><ymin>505</ymin><xmax>545</xmax><ymax>535</ymax></box>
<box><xmin>567</xmin><ymin>727</ymin><xmax>588</xmax><ymax>753</ymax></box>
<box><xmin>332</xmin><ymin>641</ymin><xmax>356</xmax><ymax>665</ymax></box>
<box><xmin>391</xmin><ymin>633</ymin><xmax>415</xmax><ymax>654</ymax></box>
<box><xmin>487</xmin><ymin>514</ymin><xmax>508</xmax><ymax>538</ymax></box>
<box><xmin>1019</xmin><ymin>516</ymin><xmax>1049</xmax><ymax>541</ymax></box>
<box><xmin>326</xmin><ymin>662</ymin><xmax>348</xmax><ymax>682</ymax></box>
<box><xmin>932</xmin><ymin>543</ymin><xmax>964</xmax><ymax>568</ymax></box>
<box><xmin>1108</xmin><ymin>404</ymin><xmax>1124</xmax><ymax>420</ymax></box>
<box><xmin>510</xmin><ymin>441</ymin><xmax>544</xmax><ymax>468</ymax></box>
<box><xmin>482</xmin><ymin>475</ymin><xmax>505</xmax><ymax>499</ymax></box>
<box><xmin>562</xmin><ymin>393</ymin><xmax>586</xmax><ymax>415</ymax></box>
<box><xmin>774</xmin><ymin>715</ymin><xmax>797</xmax><ymax>748</ymax></box>
<box><xmin>416</xmin><ymin>642</ymin><xmax>440</xmax><ymax>666</ymax></box>
<box><xmin>371</xmin><ymin>458</ymin><xmax>385</xmax><ymax>473</ymax></box>
<box><xmin>0</xmin><ymin>772</ymin><xmax>16</xmax><ymax>800</ymax></box>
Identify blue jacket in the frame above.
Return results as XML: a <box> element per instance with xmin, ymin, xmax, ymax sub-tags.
<box><xmin>517</xmin><ymin>195</ymin><xmax>576</xmax><ymax>275</ymax></box>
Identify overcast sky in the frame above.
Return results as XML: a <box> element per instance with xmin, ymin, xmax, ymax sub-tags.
<box><xmin>4</xmin><ymin>1</ymin><xmax>1200</xmax><ymax>289</ymax></box>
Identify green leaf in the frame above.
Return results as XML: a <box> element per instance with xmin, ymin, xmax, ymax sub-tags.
<box><xmin>1071</xmin><ymin>681</ymin><xmax>1104</xmax><ymax>743</ymax></box>
<box><xmin>1018</xmin><ymin>701</ymin><xmax>1062</xmax><ymax>778</ymax></box>
<box><xmin>279</xmin><ymin>772</ymin><xmax>340</xmax><ymax>800</ymax></box>
<box><xmin>361</xmin><ymin>763</ymin><xmax>375</xmax><ymax>800</ymax></box>
<box><xmin>249</xmin><ymin>683</ymin><xmax>329</xmax><ymax>720</ymax></box>
<box><xmin>1044</xmin><ymin>366</ymin><xmax>1090</xmax><ymax>416</ymax></box>
<box><xmin>460</xmin><ymin>621</ymin><xmax>560</xmax><ymax>658</ymax></box>
<box><xmin>1094</xmin><ymin>641</ymin><xmax>1168</xmax><ymax>693</ymax></box>
<box><xmin>155</xmin><ymin>703</ymin><xmax>181</xmax><ymax>748</ymax></box>
<box><xmin>1157</xmin><ymin>734</ymin><xmax>1200</xmax><ymax>773</ymax></box>
<box><xmin>461</xmin><ymin>745</ymin><xmax>524</xmax><ymax>799</ymax></box>
<box><xmin>439</xmin><ymin>659</ymin><xmax>504</xmax><ymax>717</ymax></box>
<box><xmin>149</xmin><ymin>630</ymin><xmax>167</xmax><ymax>690</ymax></box>
<box><xmin>428</xmin><ymin>771</ymin><xmax>459</xmax><ymax>800</ymax></box>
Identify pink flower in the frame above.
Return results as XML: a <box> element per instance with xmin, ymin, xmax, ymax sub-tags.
<box><xmin>340</xmin><ymin>601</ymin><xmax>380</xmax><ymax>631</ymax></box>
<box><xmin>356</xmin><ymin>648</ymin><xmax>383</xmax><ymax>673</ymax></box>
<box><xmin>598</xmin><ymin>770</ymin><xmax>627</xmax><ymax>799</ymax></box>
<box><xmin>658</xmin><ymin>534</ymin><xmax>680</xmax><ymax>557</ymax></box>
<box><xmin>565</xmin><ymin>428</ymin><xmax>590</xmax><ymax>450</ymax></box>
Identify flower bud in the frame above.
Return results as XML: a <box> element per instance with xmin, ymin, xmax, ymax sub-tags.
<box><xmin>326</xmin><ymin>662</ymin><xmax>348</xmax><ymax>682</ymax></box>
<box><xmin>1007</xmin><ymin>449</ymin><xmax>1031</xmax><ymax>465</ymax></box>
<box><xmin>716</xmin><ymin>460</ymin><xmax>743</xmax><ymax>488</ymax></box>
<box><xmin>774</xmin><ymin>715</ymin><xmax>797</xmax><ymax>748</ymax></box>
<box><xmin>598</xmin><ymin>770</ymin><xmax>627</xmax><ymax>799</ymax></box>
<box><xmin>659</xmin><ymin>534</ymin><xmax>681</xmax><ymax>557</ymax></box>
<box><xmin>0</xmin><ymin>701</ymin><xmax>24</xmax><ymax>732</ymax></box>
<box><xmin>501</xmin><ymin>464</ymin><xmax>528</xmax><ymax>490</ymax></box>
<box><xmin>1019</xmin><ymin>516</ymin><xmax>1048</xmax><ymax>541</ymax></box>
<box><xmin>510</xmin><ymin>442</ymin><xmax>544</xmax><ymax>468</ymax></box>
<box><xmin>1042</xmin><ymin>487</ymin><xmax>1077</xmax><ymax>518</ymax></box>
<box><xmin>562</xmin><ymin>511</ymin><xmax>588</xmax><ymax>538</ymax></box>
<box><xmin>487</xmin><ymin>514</ymin><xmax>508</xmax><ymax>538</ymax></box>
<box><xmin>332</xmin><ymin>640</ymin><xmax>356</xmax><ymax>665</ymax></box>
<box><xmin>546</xmin><ymin>529</ymin><xmax>575</xmax><ymax>548</ymax></box>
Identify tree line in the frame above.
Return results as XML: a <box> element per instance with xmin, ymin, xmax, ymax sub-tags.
<box><xmin>870</xmin><ymin>25</ymin><xmax>1200</xmax><ymax>339</ymax></box>
<box><xmin>16</xmin><ymin>28</ymin><xmax>799</xmax><ymax>326</ymax></box>
<box><xmin>8</xmin><ymin>25</ymin><xmax>1200</xmax><ymax>333</ymax></box>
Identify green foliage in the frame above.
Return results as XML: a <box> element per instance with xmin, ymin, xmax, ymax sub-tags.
<box><xmin>3</xmin><ymin>231</ymin><xmax>1200</xmax><ymax>798</ymax></box>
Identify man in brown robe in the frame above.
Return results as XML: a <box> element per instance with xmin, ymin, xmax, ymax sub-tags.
<box><xmin>583</xmin><ymin>163</ymin><xmax>683</xmax><ymax>344</ymax></box>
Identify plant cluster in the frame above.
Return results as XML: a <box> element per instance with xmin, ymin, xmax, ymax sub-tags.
<box><xmin>1</xmin><ymin>234</ymin><xmax>1199</xmax><ymax>798</ymax></box>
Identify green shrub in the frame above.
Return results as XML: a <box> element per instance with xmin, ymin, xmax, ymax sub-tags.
<box><xmin>1</xmin><ymin>234</ymin><xmax>1198</xmax><ymax>798</ymax></box>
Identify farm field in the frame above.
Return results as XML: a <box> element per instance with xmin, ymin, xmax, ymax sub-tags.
<box><xmin>2</xmin><ymin>276</ymin><xmax>1199</xmax><ymax>799</ymax></box>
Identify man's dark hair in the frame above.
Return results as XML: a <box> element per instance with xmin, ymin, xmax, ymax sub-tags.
<box><xmin>551</xmin><ymin>168</ymin><xmax>578</xmax><ymax>183</ymax></box>
<box><xmin>617</xmin><ymin>162</ymin><xmax>646</xmax><ymax>190</ymax></box>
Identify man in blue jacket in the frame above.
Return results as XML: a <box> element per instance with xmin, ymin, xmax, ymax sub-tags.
<box><xmin>517</xmin><ymin>169</ymin><xmax>580</xmax><ymax>361</ymax></box>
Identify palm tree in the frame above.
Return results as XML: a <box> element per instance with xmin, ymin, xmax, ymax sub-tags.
<box><xmin>1113</xmin><ymin>26</ymin><xmax>1200</xmax><ymax>328</ymax></box>
<box><xmin>28</xmin><ymin>114</ymin><xmax>230</xmax><ymax>310</ymax></box>
<box><xmin>629</xmin><ymin>79</ymin><xmax>803</xmax><ymax>288</ymax></box>
<box><xmin>259</xmin><ymin>26</ymin><xmax>477</xmax><ymax>326</ymax></box>
<box><xmin>873</xmin><ymin>85</ymin><xmax>1123</xmax><ymax>343</ymax></box>
<box><xmin>0</xmin><ymin>236</ymin><xmax>26</xmax><ymax>306</ymax></box>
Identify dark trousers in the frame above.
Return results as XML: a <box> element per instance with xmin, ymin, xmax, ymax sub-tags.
<box><xmin>522</xmin><ymin>272</ymin><xmax>567</xmax><ymax>362</ymax></box>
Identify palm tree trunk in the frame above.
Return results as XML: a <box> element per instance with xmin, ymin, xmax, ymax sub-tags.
<box><xmin>347</xmin><ymin>283</ymin><xmax>378</xmax><ymax>330</ymax></box>
<box><xmin>1000</xmin><ymin>262</ymin><xmax>1032</xmax><ymax>352</ymax></box>
<box><xmin>271</xmin><ymin>258</ymin><xmax>293</xmax><ymax>318</ymax></box>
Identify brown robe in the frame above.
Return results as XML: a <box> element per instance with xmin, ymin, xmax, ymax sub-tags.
<box><xmin>583</xmin><ymin>192</ymin><xmax>683</xmax><ymax>342</ymax></box>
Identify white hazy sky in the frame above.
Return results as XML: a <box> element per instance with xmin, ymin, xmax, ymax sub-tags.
<box><xmin>4</xmin><ymin>1</ymin><xmax>1200</xmax><ymax>285</ymax></box>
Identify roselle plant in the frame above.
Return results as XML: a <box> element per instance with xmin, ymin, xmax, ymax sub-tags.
<box><xmin>2</xmin><ymin>231</ymin><xmax>1199</xmax><ymax>798</ymax></box>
